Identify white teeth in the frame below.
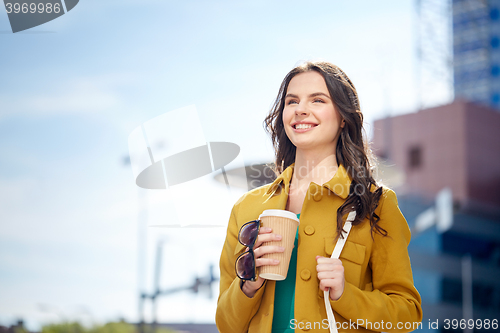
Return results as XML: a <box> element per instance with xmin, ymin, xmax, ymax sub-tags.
<box><xmin>295</xmin><ymin>123</ymin><xmax>314</xmax><ymax>129</ymax></box>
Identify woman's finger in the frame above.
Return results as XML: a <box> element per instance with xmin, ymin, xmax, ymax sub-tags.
<box><xmin>319</xmin><ymin>280</ymin><xmax>332</xmax><ymax>291</ymax></box>
<box><xmin>316</xmin><ymin>256</ymin><xmax>342</xmax><ymax>265</ymax></box>
<box><xmin>316</xmin><ymin>263</ymin><xmax>344</xmax><ymax>273</ymax></box>
<box><xmin>258</xmin><ymin>226</ymin><xmax>273</xmax><ymax>234</ymax></box>
<box><xmin>255</xmin><ymin>257</ymin><xmax>280</xmax><ymax>268</ymax></box>
<box><xmin>253</xmin><ymin>232</ymin><xmax>282</xmax><ymax>248</ymax></box>
<box><xmin>317</xmin><ymin>271</ymin><xmax>343</xmax><ymax>280</ymax></box>
<box><xmin>254</xmin><ymin>244</ymin><xmax>285</xmax><ymax>259</ymax></box>
<box><xmin>319</xmin><ymin>279</ymin><xmax>340</xmax><ymax>291</ymax></box>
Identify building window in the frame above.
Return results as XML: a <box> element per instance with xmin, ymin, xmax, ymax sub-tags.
<box><xmin>492</xmin><ymin>36</ymin><xmax>499</xmax><ymax>48</ymax></box>
<box><xmin>441</xmin><ymin>277</ymin><xmax>462</xmax><ymax>304</ymax></box>
<box><xmin>408</xmin><ymin>146</ymin><xmax>423</xmax><ymax>169</ymax></box>
<box><xmin>441</xmin><ymin>277</ymin><xmax>497</xmax><ymax>310</ymax></box>
<box><xmin>491</xmin><ymin>7</ymin><xmax>499</xmax><ymax>21</ymax></box>
<box><xmin>492</xmin><ymin>65</ymin><xmax>500</xmax><ymax>77</ymax></box>
<box><xmin>492</xmin><ymin>93</ymin><xmax>500</xmax><ymax>105</ymax></box>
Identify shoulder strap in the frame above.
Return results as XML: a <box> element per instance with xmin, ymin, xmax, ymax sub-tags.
<box><xmin>324</xmin><ymin>210</ymin><xmax>356</xmax><ymax>333</ymax></box>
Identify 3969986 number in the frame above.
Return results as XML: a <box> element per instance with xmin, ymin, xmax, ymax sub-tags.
<box><xmin>5</xmin><ymin>2</ymin><xmax>61</xmax><ymax>14</ymax></box>
<box><xmin>444</xmin><ymin>319</ymin><xmax>498</xmax><ymax>330</ymax></box>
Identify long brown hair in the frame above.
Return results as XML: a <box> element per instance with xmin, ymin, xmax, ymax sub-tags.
<box><xmin>263</xmin><ymin>61</ymin><xmax>386</xmax><ymax>238</ymax></box>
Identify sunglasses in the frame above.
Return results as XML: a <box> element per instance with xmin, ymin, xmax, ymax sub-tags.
<box><xmin>235</xmin><ymin>220</ymin><xmax>261</xmax><ymax>281</ymax></box>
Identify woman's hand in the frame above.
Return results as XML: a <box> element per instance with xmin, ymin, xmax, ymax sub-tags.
<box><xmin>241</xmin><ymin>226</ymin><xmax>284</xmax><ymax>298</ymax></box>
<box><xmin>316</xmin><ymin>256</ymin><xmax>345</xmax><ymax>301</ymax></box>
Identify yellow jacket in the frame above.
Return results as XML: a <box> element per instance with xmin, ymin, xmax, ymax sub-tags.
<box><xmin>216</xmin><ymin>163</ymin><xmax>423</xmax><ymax>333</ymax></box>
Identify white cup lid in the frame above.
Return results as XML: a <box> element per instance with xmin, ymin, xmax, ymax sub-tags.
<box><xmin>259</xmin><ymin>209</ymin><xmax>300</xmax><ymax>223</ymax></box>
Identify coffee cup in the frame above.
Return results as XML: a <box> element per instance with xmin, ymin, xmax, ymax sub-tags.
<box><xmin>258</xmin><ymin>209</ymin><xmax>300</xmax><ymax>280</ymax></box>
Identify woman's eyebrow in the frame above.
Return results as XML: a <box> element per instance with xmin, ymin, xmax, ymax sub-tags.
<box><xmin>309</xmin><ymin>92</ymin><xmax>331</xmax><ymax>99</ymax></box>
<box><xmin>284</xmin><ymin>92</ymin><xmax>331</xmax><ymax>99</ymax></box>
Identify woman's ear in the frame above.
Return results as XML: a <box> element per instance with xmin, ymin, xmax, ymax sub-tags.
<box><xmin>341</xmin><ymin>119</ymin><xmax>346</xmax><ymax>128</ymax></box>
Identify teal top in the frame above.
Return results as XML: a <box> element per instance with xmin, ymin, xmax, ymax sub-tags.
<box><xmin>271</xmin><ymin>214</ymin><xmax>300</xmax><ymax>333</ymax></box>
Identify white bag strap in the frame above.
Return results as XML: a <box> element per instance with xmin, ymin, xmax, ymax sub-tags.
<box><xmin>324</xmin><ymin>210</ymin><xmax>356</xmax><ymax>333</ymax></box>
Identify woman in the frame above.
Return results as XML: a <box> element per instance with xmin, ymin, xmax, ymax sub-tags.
<box><xmin>216</xmin><ymin>61</ymin><xmax>422</xmax><ymax>333</ymax></box>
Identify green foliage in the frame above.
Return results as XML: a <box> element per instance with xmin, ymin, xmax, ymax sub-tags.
<box><xmin>42</xmin><ymin>322</ymin><xmax>86</xmax><ymax>333</ymax></box>
<box><xmin>40</xmin><ymin>322</ymin><xmax>177</xmax><ymax>333</ymax></box>
<box><xmin>12</xmin><ymin>326</ymin><xmax>29</xmax><ymax>333</ymax></box>
<box><xmin>88</xmin><ymin>322</ymin><xmax>135</xmax><ymax>333</ymax></box>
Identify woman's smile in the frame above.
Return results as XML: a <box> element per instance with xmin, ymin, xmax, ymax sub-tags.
<box><xmin>292</xmin><ymin>122</ymin><xmax>319</xmax><ymax>132</ymax></box>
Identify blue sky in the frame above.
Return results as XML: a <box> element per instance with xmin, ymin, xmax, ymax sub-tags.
<box><xmin>0</xmin><ymin>0</ymin><xmax>450</xmax><ymax>330</ymax></box>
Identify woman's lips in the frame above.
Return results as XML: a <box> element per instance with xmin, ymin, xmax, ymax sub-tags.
<box><xmin>292</xmin><ymin>124</ymin><xmax>318</xmax><ymax>133</ymax></box>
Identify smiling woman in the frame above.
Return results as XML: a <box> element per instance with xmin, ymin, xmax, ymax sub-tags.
<box><xmin>215</xmin><ymin>61</ymin><xmax>422</xmax><ymax>333</ymax></box>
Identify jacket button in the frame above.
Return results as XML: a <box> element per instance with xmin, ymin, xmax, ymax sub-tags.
<box><xmin>300</xmin><ymin>269</ymin><xmax>311</xmax><ymax>281</ymax></box>
<box><xmin>313</xmin><ymin>191</ymin><xmax>322</xmax><ymax>201</ymax></box>
<box><xmin>304</xmin><ymin>225</ymin><xmax>315</xmax><ymax>235</ymax></box>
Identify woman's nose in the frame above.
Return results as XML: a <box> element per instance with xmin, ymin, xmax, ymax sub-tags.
<box><xmin>295</xmin><ymin>102</ymin><xmax>309</xmax><ymax>115</ymax></box>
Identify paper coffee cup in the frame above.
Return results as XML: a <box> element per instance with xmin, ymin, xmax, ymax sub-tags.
<box><xmin>258</xmin><ymin>209</ymin><xmax>300</xmax><ymax>281</ymax></box>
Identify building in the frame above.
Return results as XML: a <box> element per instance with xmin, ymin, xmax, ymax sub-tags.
<box><xmin>373</xmin><ymin>99</ymin><xmax>500</xmax><ymax>213</ymax></box>
<box><xmin>373</xmin><ymin>100</ymin><xmax>500</xmax><ymax>331</ymax></box>
<box><xmin>453</xmin><ymin>0</ymin><xmax>500</xmax><ymax>109</ymax></box>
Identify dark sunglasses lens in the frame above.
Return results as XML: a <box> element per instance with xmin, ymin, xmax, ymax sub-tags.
<box><xmin>239</xmin><ymin>221</ymin><xmax>259</xmax><ymax>247</ymax></box>
<box><xmin>236</xmin><ymin>251</ymin><xmax>255</xmax><ymax>280</ymax></box>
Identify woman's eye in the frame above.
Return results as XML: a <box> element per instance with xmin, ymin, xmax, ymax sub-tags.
<box><xmin>313</xmin><ymin>99</ymin><xmax>325</xmax><ymax>103</ymax></box>
<box><xmin>287</xmin><ymin>100</ymin><xmax>298</xmax><ymax>105</ymax></box>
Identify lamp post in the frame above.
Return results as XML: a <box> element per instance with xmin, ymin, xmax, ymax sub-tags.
<box><xmin>137</xmin><ymin>239</ymin><xmax>218</xmax><ymax>333</ymax></box>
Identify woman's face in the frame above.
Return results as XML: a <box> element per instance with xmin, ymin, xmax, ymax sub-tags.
<box><xmin>282</xmin><ymin>71</ymin><xmax>344</xmax><ymax>155</ymax></box>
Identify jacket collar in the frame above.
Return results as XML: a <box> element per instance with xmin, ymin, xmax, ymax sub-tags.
<box><xmin>265</xmin><ymin>163</ymin><xmax>352</xmax><ymax>199</ymax></box>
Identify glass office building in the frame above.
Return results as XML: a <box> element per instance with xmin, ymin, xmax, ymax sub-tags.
<box><xmin>453</xmin><ymin>0</ymin><xmax>500</xmax><ymax>109</ymax></box>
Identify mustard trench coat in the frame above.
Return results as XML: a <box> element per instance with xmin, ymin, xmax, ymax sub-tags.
<box><xmin>216</xmin><ymin>163</ymin><xmax>423</xmax><ymax>333</ymax></box>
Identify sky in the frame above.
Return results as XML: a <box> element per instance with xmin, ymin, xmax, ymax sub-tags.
<box><xmin>0</xmin><ymin>0</ymin><xmax>451</xmax><ymax>330</ymax></box>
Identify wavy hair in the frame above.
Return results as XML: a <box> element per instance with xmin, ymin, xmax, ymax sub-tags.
<box><xmin>263</xmin><ymin>61</ymin><xmax>386</xmax><ymax>238</ymax></box>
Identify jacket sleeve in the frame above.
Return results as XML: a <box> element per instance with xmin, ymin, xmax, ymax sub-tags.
<box><xmin>215</xmin><ymin>201</ymin><xmax>267</xmax><ymax>333</ymax></box>
<box><xmin>330</xmin><ymin>189</ymin><xmax>423</xmax><ymax>332</ymax></box>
